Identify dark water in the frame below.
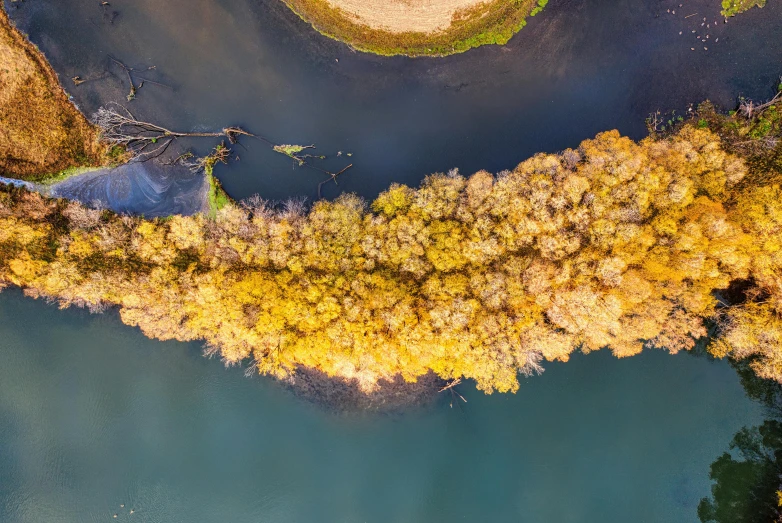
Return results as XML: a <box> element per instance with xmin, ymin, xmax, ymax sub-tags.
<box><xmin>7</xmin><ymin>0</ymin><xmax>782</xmax><ymax>203</ymax></box>
<box><xmin>2</xmin><ymin>0</ymin><xmax>782</xmax><ymax>521</ymax></box>
<box><xmin>0</xmin><ymin>290</ymin><xmax>768</xmax><ymax>522</ymax></box>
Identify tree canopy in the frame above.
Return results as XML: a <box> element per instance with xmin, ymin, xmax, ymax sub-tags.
<box><xmin>1</xmin><ymin>123</ymin><xmax>781</xmax><ymax>392</ymax></box>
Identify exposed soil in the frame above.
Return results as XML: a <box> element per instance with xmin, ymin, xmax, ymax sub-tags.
<box><xmin>322</xmin><ymin>0</ymin><xmax>488</xmax><ymax>33</ymax></box>
<box><xmin>282</xmin><ymin>0</ymin><xmax>536</xmax><ymax>56</ymax></box>
<box><xmin>0</xmin><ymin>5</ymin><xmax>104</xmax><ymax>180</ymax></box>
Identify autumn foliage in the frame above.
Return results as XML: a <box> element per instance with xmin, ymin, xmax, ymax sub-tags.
<box><xmin>1</xmin><ymin>125</ymin><xmax>781</xmax><ymax>392</ymax></box>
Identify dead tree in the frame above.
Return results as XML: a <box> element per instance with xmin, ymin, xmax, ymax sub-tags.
<box><xmin>93</xmin><ymin>105</ymin><xmax>254</xmax><ymax>161</ymax></box>
<box><xmin>182</xmin><ymin>142</ymin><xmax>231</xmax><ymax>174</ymax></box>
<box><xmin>519</xmin><ymin>350</ymin><xmax>545</xmax><ymax>377</ymax></box>
<box><xmin>93</xmin><ymin>105</ymin><xmax>356</xmax><ymax>194</ymax></box>
<box><xmin>739</xmin><ymin>89</ymin><xmax>782</xmax><ymax>120</ymax></box>
<box><xmin>439</xmin><ymin>378</ymin><xmax>467</xmax><ymax>408</ymax></box>
<box><xmin>317</xmin><ymin>164</ymin><xmax>353</xmax><ymax>199</ymax></box>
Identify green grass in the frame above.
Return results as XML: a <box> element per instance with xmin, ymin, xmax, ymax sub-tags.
<box><xmin>281</xmin><ymin>0</ymin><xmax>540</xmax><ymax>57</ymax></box>
<box><xmin>35</xmin><ymin>166</ymin><xmax>103</xmax><ymax>186</ymax></box>
<box><xmin>721</xmin><ymin>0</ymin><xmax>766</xmax><ymax>16</ymax></box>
<box><xmin>206</xmin><ymin>172</ymin><xmax>231</xmax><ymax>218</ymax></box>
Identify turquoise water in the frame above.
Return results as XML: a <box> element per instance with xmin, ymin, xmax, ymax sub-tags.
<box><xmin>0</xmin><ymin>291</ymin><xmax>767</xmax><ymax>522</ymax></box>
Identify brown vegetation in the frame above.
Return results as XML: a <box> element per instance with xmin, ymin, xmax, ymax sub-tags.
<box><xmin>0</xmin><ymin>7</ymin><xmax>104</xmax><ymax>181</ymax></box>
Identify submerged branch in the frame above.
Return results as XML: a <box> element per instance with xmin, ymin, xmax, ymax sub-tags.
<box><xmin>94</xmin><ymin>105</ymin><xmax>355</xmax><ymax>194</ymax></box>
<box><xmin>93</xmin><ymin>105</ymin><xmax>254</xmax><ymax>161</ymax></box>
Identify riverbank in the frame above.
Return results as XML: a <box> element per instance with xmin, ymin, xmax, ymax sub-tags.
<box><xmin>1</xmin><ymin>100</ymin><xmax>782</xmax><ymax>394</ymax></box>
<box><xmin>281</xmin><ymin>0</ymin><xmax>542</xmax><ymax>56</ymax></box>
<box><xmin>0</xmin><ymin>6</ymin><xmax>105</xmax><ymax>181</ymax></box>
<box><xmin>2</xmin><ymin>0</ymin><xmax>782</xmax><ymax>399</ymax></box>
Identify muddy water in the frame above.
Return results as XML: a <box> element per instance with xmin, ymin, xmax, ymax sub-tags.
<box><xmin>7</xmin><ymin>0</ymin><xmax>782</xmax><ymax>204</ymax></box>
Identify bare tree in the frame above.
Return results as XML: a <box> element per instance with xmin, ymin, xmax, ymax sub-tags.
<box><xmin>739</xmin><ymin>84</ymin><xmax>782</xmax><ymax>119</ymax></box>
<box><xmin>439</xmin><ymin>378</ymin><xmax>467</xmax><ymax>408</ymax></box>
<box><xmin>93</xmin><ymin>105</ymin><xmax>356</xmax><ymax>196</ymax></box>
<box><xmin>519</xmin><ymin>350</ymin><xmax>545</xmax><ymax>377</ymax></box>
<box><xmin>93</xmin><ymin>104</ymin><xmax>254</xmax><ymax>161</ymax></box>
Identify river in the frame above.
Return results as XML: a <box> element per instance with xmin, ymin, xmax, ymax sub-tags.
<box><xmin>1</xmin><ymin>0</ymin><xmax>781</xmax><ymax>521</ymax></box>
<box><xmin>7</xmin><ymin>0</ymin><xmax>782</xmax><ymax>203</ymax></box>
<box><xmin>0</xmin><ymin>290</ymin><xmax>768</xmax><ymax>522</ymax></box>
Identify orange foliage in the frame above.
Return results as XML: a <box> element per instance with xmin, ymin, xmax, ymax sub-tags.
<box><xmin>1</xmin><ymin>126</ymin><xmax>781</xmax><ymax>392</ymax></box>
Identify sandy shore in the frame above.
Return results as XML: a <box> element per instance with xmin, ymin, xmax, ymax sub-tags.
<box><xmin>323</xmin><ymin>0</ymin><xmax>489</xmax><ymax>33</ymax></box>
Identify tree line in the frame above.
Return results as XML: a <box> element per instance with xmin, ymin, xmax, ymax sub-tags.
<box><xmin>1</xmin><ymin>121</ymin><xmax>781</xmax><ymax>393</ymax></box>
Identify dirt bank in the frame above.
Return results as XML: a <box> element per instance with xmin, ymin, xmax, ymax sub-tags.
<box><xmin>0</xmin><ymin>5</ymin><xmax>104</xmax><ymax>180</ymax></box>
<box><xmin>282</xmin><ymin>0</ymin><xmax>540</xmax><ymax>56</ymax></box>
<box><xmin>318</xmin><ymin>0</ymin><xmax>492</xmax><ymax>34</ymax></box>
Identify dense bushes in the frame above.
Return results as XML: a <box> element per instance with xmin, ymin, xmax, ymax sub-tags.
<box><xmin>2</xmin><ymin>124</ymin><xmax>782</xmax><ymax>392</ymax></box>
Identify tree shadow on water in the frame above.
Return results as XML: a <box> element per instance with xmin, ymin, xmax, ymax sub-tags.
<box><xmin>698</xmin><ymin>360</ymin><xmax>782</xmax><ymax>523</ymax></box>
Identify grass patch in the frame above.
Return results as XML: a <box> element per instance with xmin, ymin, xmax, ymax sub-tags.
<box><xmin>206</xmin><ymin>171</ymin><xmax>231</xmax><ymax>218</ymax></box>
<box><xmin>281</xmin><ymin>0</ymin><xmax>539</xmax><ymax>57</ymax></box>
<box><xmin>721</xmin><ymin>0</ymin><xmax>766</xmax><ymax>16</ymax></box>
<box><xmin>36</xmin><ymin>166</ymin><xmax>104</xmax><ymax>186</ymax></box>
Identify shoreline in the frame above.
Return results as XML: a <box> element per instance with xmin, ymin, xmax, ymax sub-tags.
<box><xmin>0</xmin><ymin>5</ymin><xmax>106</xmax><ymax>181</ymax></box>
<box><xmin>2</xmin><ymin>3</ymin><xmax>782</xmax><ymax>400</ymax></box>
<box><xmin>280</xmin><ymin>0</ymin><xmax>542</xmax><ymax>57</ymax></box>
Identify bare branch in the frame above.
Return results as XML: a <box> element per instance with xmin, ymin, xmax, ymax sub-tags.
<box><xmin>92</xmin><ymin>105</ymin><xmax>252</xmax><ymax>161</ymax></box>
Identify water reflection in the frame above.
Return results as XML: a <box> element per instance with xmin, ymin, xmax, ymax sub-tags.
<box><xmin>698</xmin><ymin>420</ymin><xmax>782</xmax><ymax>522</ymax></box>
<box><xmin>0</xmin><ymin>290</ymin><xmax>767</xmax><ymax>522</ymax></box>
<box><xmin>9</xmin><ymin>0</ymin><xmax>782</xmax><ymax>203</ymax></box>
<box><xmin>699</xmin><ymin>362</ymin><xmax>782</xmax><ymax>522</ymax></box>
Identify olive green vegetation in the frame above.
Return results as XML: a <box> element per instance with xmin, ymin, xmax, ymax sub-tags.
<box><xmin>207</xmin><ymin>173</ymin><xmax>231</xmax><ymax>217</ymax></box>
<box><xmin>698</xmin><ymin>419</ymin><xmax>782</xmax><ymax>523</ymax></box>
<box><xmin>280</xmin><ymin>0</ymin><xmax>539</xmax><ymax>57</ymax></box>
<box><xmin>203</xmin><ymin>144</ymin><xmax>232</xmax><ymax>217</ymax></box>
<box><xmin>721</xmin><ymin>0</ymin><xmax>766</xmax><ymax>16</ymax></box>
<box><xmin>273</xmin><ymin>144</ymin><xmax>312</xmax><ymax>166</ymax></box>
<box><xmin>698</xmin><ymin>361</ymin><xmax>782</xmax><ymax>523</ymax></box>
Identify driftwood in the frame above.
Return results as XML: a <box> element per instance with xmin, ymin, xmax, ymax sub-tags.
<box><xmin>317</xmin><ymin>164</ymin><xmax>353</xmax><ymax>199</ymax></box>
<box><xmin>738</xmin><ymin>88</ymin><xmax>782</xmax><ymax>119</ymax></box>
<box><xmin>94</xmin><ymin>105</ymin><xmax>255</xmax><ymax>161</ymax></box>
<box><xmin>94</xmin><ymin>105</ymin><xmax>356</xmax><ymax>194</ymax></box>
<box><xmin>71</xmin><ymin>73</ymin><xmax>110</xmax><ymax>86</ymax></box>
<box><xmin>439</xmin><ymin>378</ymin><xmax>467</xmax><ymax>408</ymax></box>
<box><xmin>109</xmin><ymin>57</ymin><xmax>172</xmax><ymax>101</ymax></box>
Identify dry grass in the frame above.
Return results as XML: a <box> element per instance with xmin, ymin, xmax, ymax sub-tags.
<box><xmin>324</xmin><ymin>0</ymin><xmax>489</xmax><ymax>33</ymax></box>
<box><xmin>282</xmin><ymin>0</ymin><xmax>540</xmax><ymax>56</ymax></box>
<box><xmin>0</xmin><ymin>6</ymin><xmax>105</xmax><ymax>181</ymax></box>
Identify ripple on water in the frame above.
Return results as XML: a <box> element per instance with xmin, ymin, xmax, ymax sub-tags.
<box><xmin>49</xmin><ymin>161</ymin><xmax>208</xmax><ymax>217</ymax></box>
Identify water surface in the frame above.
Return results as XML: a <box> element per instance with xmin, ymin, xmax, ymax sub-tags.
<box><xmin>8</xmin><ymin>0</ymin><xmax>782</xmax><ymax>203</ymax></box>
<box><xmin>1</xmin><ymin>1</ymin><xmax>780</xmax><ymax>521</ymax></box>
<box><xmin>0</xmin><ymin>291</ymin><xmax>768</xmax><ymax>522</ymax></box>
